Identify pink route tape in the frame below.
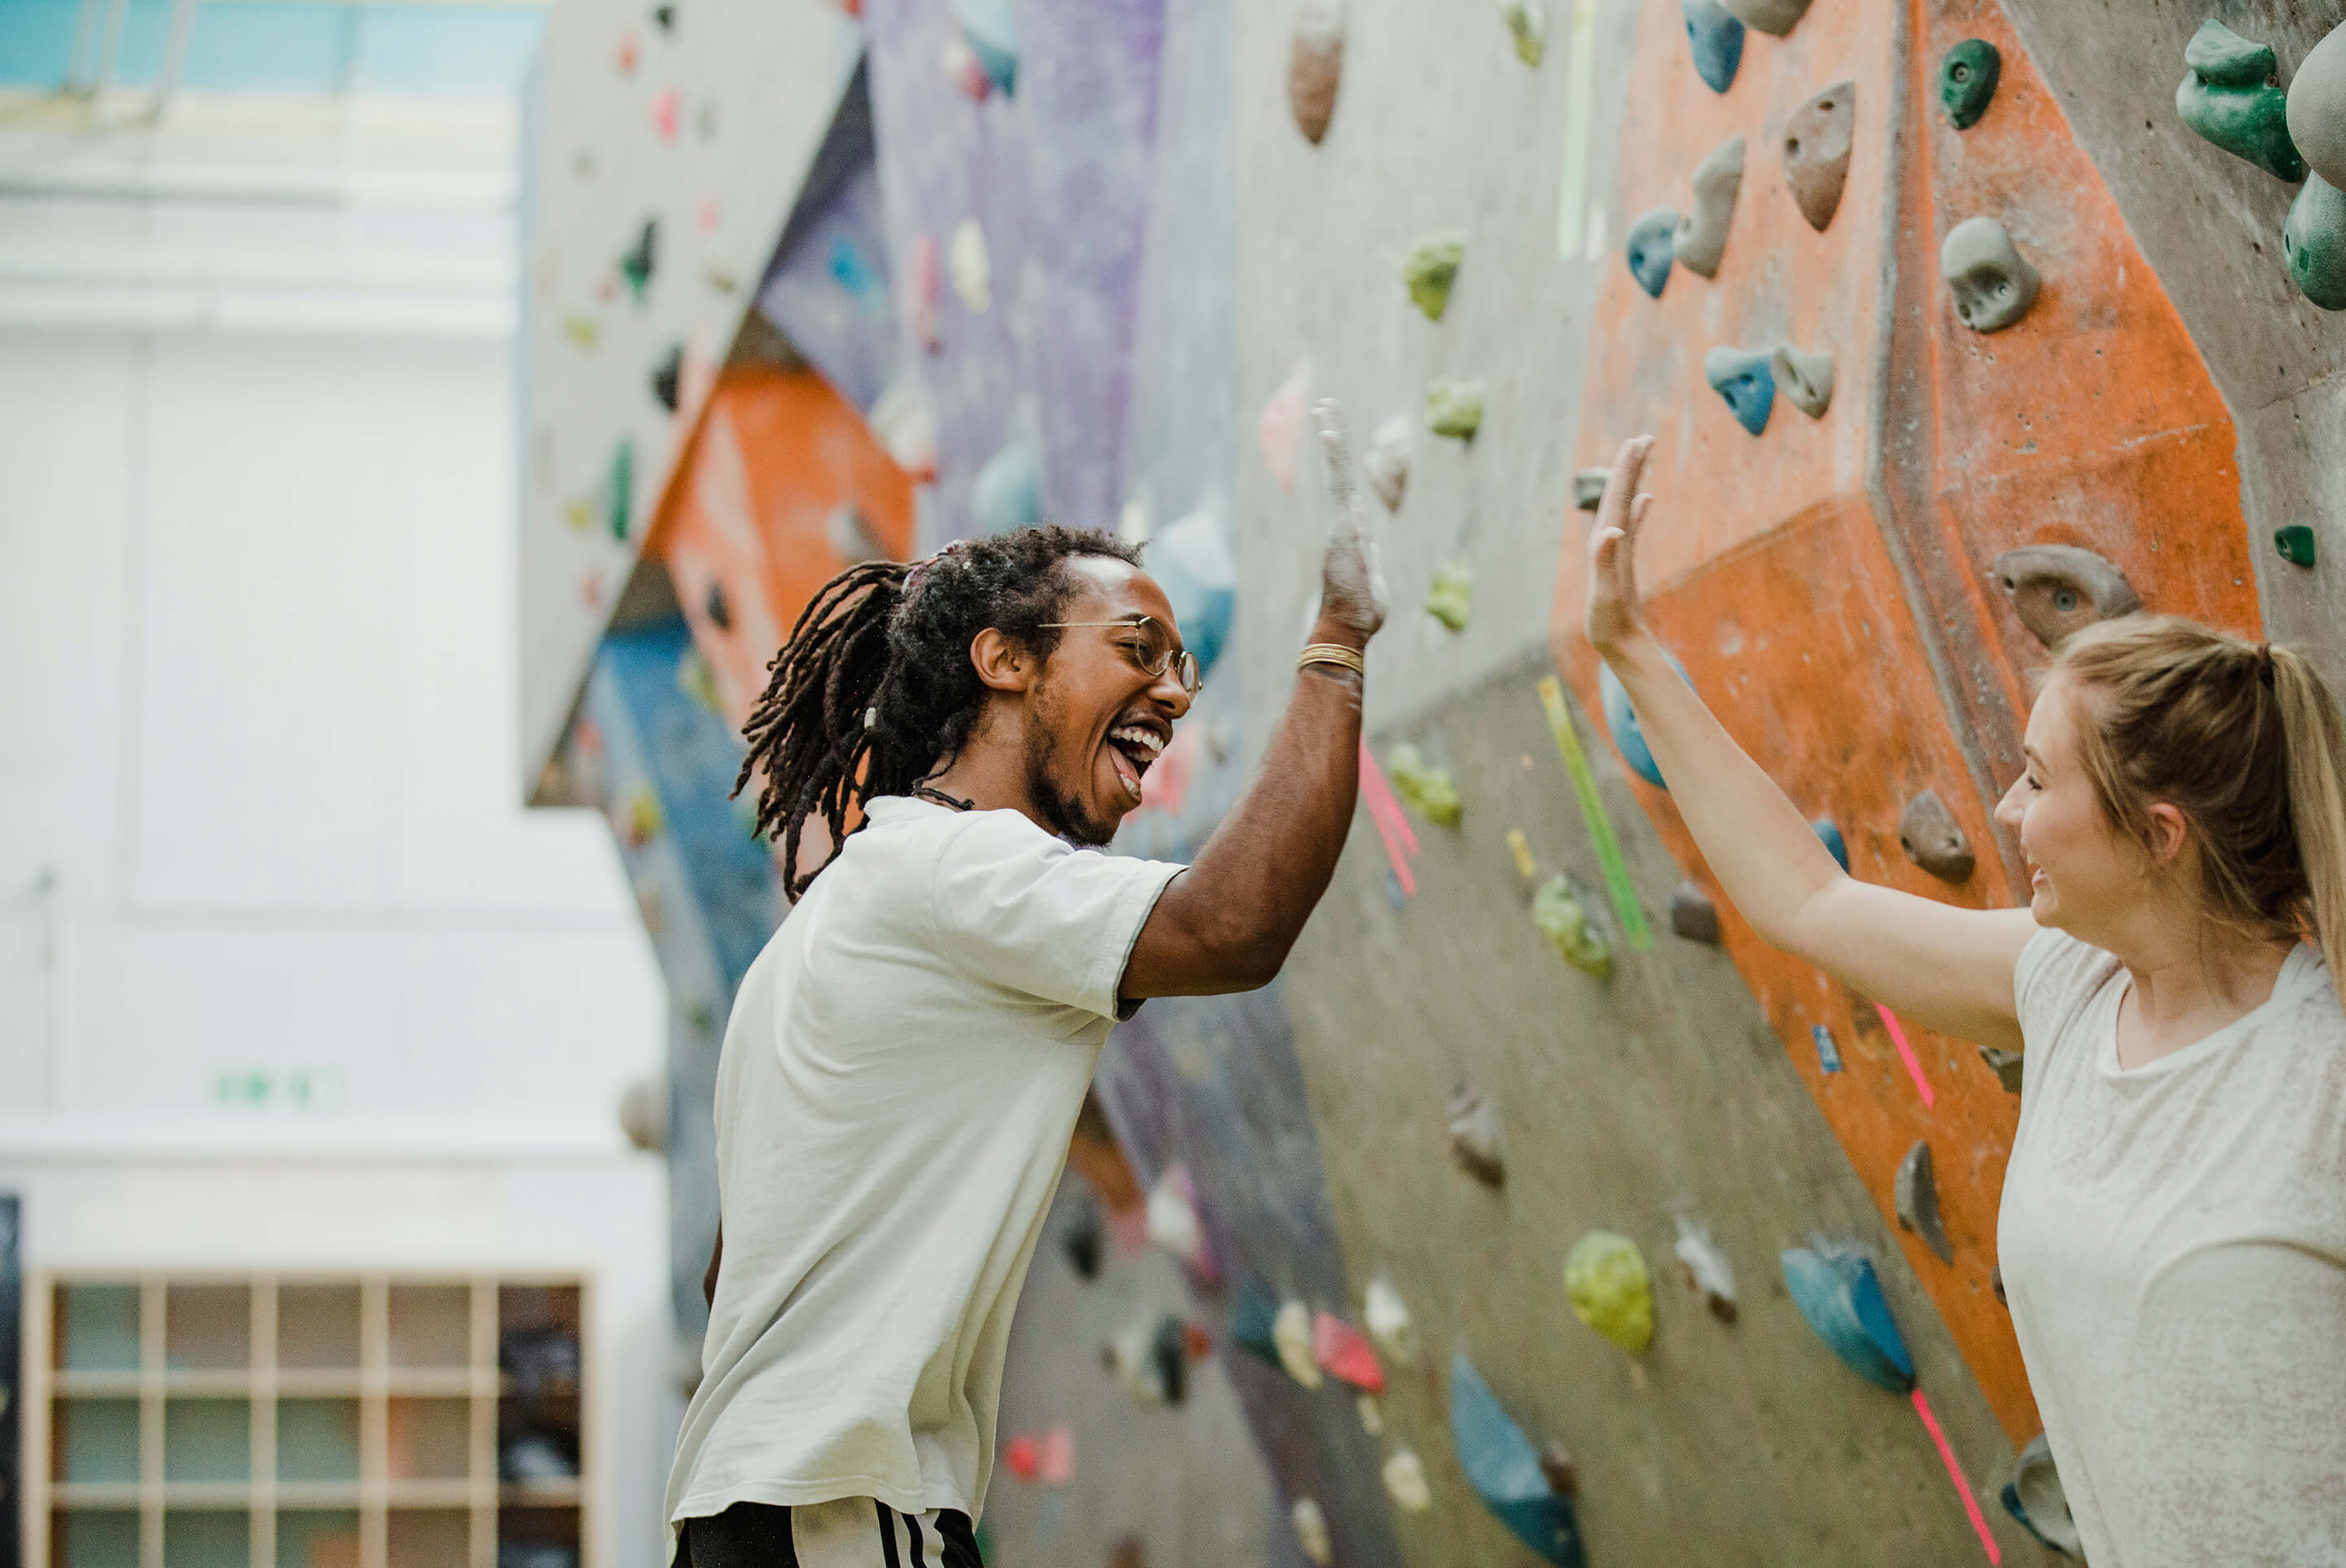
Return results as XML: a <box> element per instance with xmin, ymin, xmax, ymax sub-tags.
<box><xmin>1911</xmin><ymin>1388</ymin><xmax>2000</xmax><ymax>1564</ymax></box>
<box><xmin>1877</xmin><ymin>1003</ymin><xmax>1935</xmax><ymax>1109</ymax></box>
<box><xmin>1356</xmin><ymin>743</ymin><xmax>1418</xmax><ymax>897</ymax></box>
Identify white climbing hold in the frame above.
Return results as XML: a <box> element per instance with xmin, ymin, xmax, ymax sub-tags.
<box><xmin>1356</xmin><ymin>1394</ymin><xmax>1383</xmax><ymax>1434</ymax></box>
<box><xmin>1364</xmin><ymin>1276</ymin><xmax>1418</xmax><ymax>1366</ymax></box>
<box><xmin>1144</xmin><ymin>1165</ymin><xmax>1207</xmax><ymax>1267</ymax></box>
<box><xmin>1672</xmin><ymin>1213</ymin><xmax>1738</xmax><ymax>1322</ymax></box>
<box><xmin>1272</xmin><ymin>1298</ymin><xmax>1324</xmax><ymax>1388</ymax></box>
<box><xmin>1290</xmin><ymin>1498</ymin><xmax>1333</xmax><ymax>1565</ymax></box>
<box><xmin>948</xmin><ymin>217</ymin><xmax>991</xmax><ymax>312</ymax></box>
<box><xmin>1383</xmin><ymin>1447</ymin><xmax>1434</xmax><ymax>1513</ymax></box>
<box><xmin>1363</xmin><ymin>414</ymin><xmax>1412</xmax><ymax>511</ymax></box>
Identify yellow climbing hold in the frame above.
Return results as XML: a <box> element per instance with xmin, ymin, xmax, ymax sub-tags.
<box><xmin>1563</xmin><ymin>1229</ymin><xmax>1654</xmax><ymax>1351</ymax></box>
<box><xmin>1424</xmin><ymin>560</ymin><xmax>1472</xmax><ymax>630</ymax></box>
<box><xmin>1532</xmin><ymin>875</ymin><xmax>1612</xmax><ymax>977</ymax></box>
<box><xmin>1388</xmin><ymin>744</ymin><xmax>1461</xmax><ymax>827</ymax></box>
<box><xmin>1505</xmin><ymin>828</ymin><xmax>1537</xmax><ymax>881</ymax></box>
<box><xmin>1401</xmin><ymin>231</ymin><xmax>1465</xmax><ymax>320</ymax></box>
<box><xmin>1499</xmin><ymin>0</ymin><xmax>1548</xmax><ymax>65</ymax></box>
<box><xmin>561</xmin><ymin>314</ymin><xmax>601</xmax><ymax>348</ymax></box>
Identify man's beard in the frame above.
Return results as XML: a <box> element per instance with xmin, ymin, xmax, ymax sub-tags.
<box><xmin>1024</xmin><ymin>697</ymin><xmax>1118</xmax><ymax>847</ymax></box>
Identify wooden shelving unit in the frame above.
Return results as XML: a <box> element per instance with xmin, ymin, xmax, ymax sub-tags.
<box><xmin>21</xmin><ymin>1274</ymin><xmax>591</xmax><ymax>1568</ymax></box>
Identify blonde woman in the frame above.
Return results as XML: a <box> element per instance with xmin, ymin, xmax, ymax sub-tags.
<box><xmin>1571</xmin><ymin>437</ymin><xmax>2346</xmax><ymax>1566</ymax></box>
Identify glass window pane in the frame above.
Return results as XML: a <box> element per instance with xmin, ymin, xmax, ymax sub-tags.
<box><xmin>58</xmin><ymin>1285</ymin><xmax>141</xmax><ymax>1373</ymax></box>
<box><xmin>276</xmin><ymin>1399</ymin><xmax>359</xmax><ymax>1482</ymax></box>
<box><xmin>165</xmin><ymin>1285</ymin><xmax>250</xmax><ymax>1371</ymax></box>
<box><xmin>55</xmin><ymin>1509</ymin><xmax>139</xmax><ymax>1568</ymax></box>
<box><xmin>57</xmin><ymin>1399</ymin><xmax>140</xmax><ymax>1484</ymax></box>
<box><xmin>165</xmin><ymin>1511</ymin><xmax>248</xmax><ymax>1568</ymax></box>
<box><xmin>164</xmin><ymin>1399</ymin><xmax>249</xmax><ymax>1484</ymax></box>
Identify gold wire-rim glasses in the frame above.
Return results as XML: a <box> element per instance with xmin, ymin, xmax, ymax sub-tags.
<box><xmin>1036</xmin><ymin>616</ymin><xmax>1202</xmax><ymax>696</ymax></box>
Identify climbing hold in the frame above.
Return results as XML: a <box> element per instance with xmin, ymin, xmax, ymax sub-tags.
<box><xmin>1382</xmin><ymin>1447</ymin><xmax>1433</xmax><ymax>1513</ymax></box>
<box><xmin>1001</xmin><ymin>1433</ymin><xmax>1039</xmax><ymax>1482</ymax></box>
<box><xmin>1812</xmin><ymin>1023</ymin><xmax>1843</xmax><ymax>1073</ymax></box>
<box><xmin>1447</xmin><ymin>1082</ymin><xmax>1508</xmax><ymax>1187</ymax></box>
<box><xmin>560</xmin><ymin>314</ymin><xmax>600</xmax><ymax>349</ymax></box>
<box><xmin>2175</xmin><ymin>20</ymin><xmax>2304</xmax><ymax>183</ymax></box>
<box><xmin>1259</xmin><ymin>362</ymin><xmax>1310</xmax><ymax>490</ymax></box>
<box><xmin>1667</xmin><ymin>881</ymin><xmax>1720</xmax><ymax>943</ymax></box>
<box><xmin>1389</xmin><ymin>744</ymin><xmax>1462</xmax><ymax>826</ymax></box>
<box><xmin>1720</xmin><ymin>0</ymin><xmax>1808</xmax><ymax>38</ymax></box>
<box><xmin>1356</xmin><ymin>1394</ymin><xmax>1382</xmax><ymax>1434</ymax></box>
<box><xmin>619</xmin><ymin>217</ymin><xmax>657</xmax><ymax>302</ymax></box>
<box><xmin>1990</xmin><ymin>544</ymin><xmax>2142</xmax><ymax>649</ymax></box>
<box><xmin>952</xmin><ymin>0</ymin><xmax>1019</xmax><ymax>95</ymax></box>
<box><xmin>1563</xmin><ymin>1230</ymin><xmax>1654</xmax><ymax>1352</ymax></box>
<box><xmin>603</xmin><ymin>438</ymin><xmax>635</xmax><ymax>542</ymax></box>
<box><xmin>1425</xmin><ymin>377</ymin><xmax>1486</xmax><ymax>441</ymax></box>
<box><xmin>1979</xmin><ymin>1045</ymin><xmax>2023</xmax><ymax>1094</ymax></box>
<box><xmin>1105</xmin><ymin>1313</ymin><xmax>1188</xmax><ymax>1405</ymax></box>
<box><xmin>1039</xmin><ymin>1425</ymin><xmax>1073</xmax><ymax>1484</ymax></box>
<box><xmin>703</xmin><ymin>580</ymin><xmax>732</xmax><ymax>631</ymax></box>
<box><xmin>2289</xmin><ymin>23</ymin><xmax>2346</xmax><ymax>188</ymax></box>
<box><xmin>1812</xmin><ymin>818</ymin><xmax>1847</xmax><ymax>871</ymax></box>
<box><xmin>1498</xmin><ymin>0</ymin><xmax>1547</xmax><ymax>67</ymax></box>
<box><xmin>1896</xmin><ymin>789</ymin><xmax>1975</xmax><ymax>884</ymax></box>
<box><xmin>872</xmin><ymin>384</ymin><xmax>938</xmax><ymax>484</ymax></box>
<box><xmin>1939</xmin><ymin>39</ymin><xmax>2001</xmax><ymax>130</ymax></box>
<box><xmin>1059</xmin><ymin>1189</ymin><xmax>1102</xmax><ymax>1280</ymax></box>
<box><xmin>1448</xmin><ymin>1353</ymin><xmax>1588</xmax><ymax>1567</ymax></box>
<box><xmin>1597</xmin><ymin>652</ymin><xmax>1689</xmax><ymax>788</ymax></box>
<box><xmin>971</xmin><ymin>442</ymin><xmax>1043</xmax><ymax>536</ymax></box>
<box><xmin>2283</xmin><ymin>173</ymin><xmax>2346</xmax><ymax>311</ymax></box>
<box><xmin>1673</xmin><ymin>136</ymin><xmax>1744</xmax><ymax>278</ymax></box>
<box><xmin>1289</xmin><ymin>0</ymin><xmax>1346</xmax><ymax>145</ymax></box>
<box><xmin>1144</xmin><ymin>1165</ymin><xmax>1215</xmax><ymax>1277</ymax></box>
<box><xmin>2276</xmin><ymin>522</ymin><xmax>2322</xmax><ymax>564</ymax></box>
<box><xmin>1424</xmin><ymin>562</ymin><xmax>1473</xmax><ymax>632</ymax></box>
<box><xmin>827</xmin><ymin>502</ymin><xmax>893</xmax><ymax>566</ymax></box>
<box><xmin>1402</xmin><ymin>231</ymin><xmax>1466</xmax><ymax>320</ymax></box>
<box><xmin>1148</xmin><ymin>507</ymin><xmax>1237</xmax><ymax>677</ymax></box>
<box><xmin>649</xmin><ymin>344</ymin><xmax>683</xmax><ymax>412</ymax></box>
<box><xmin>1363</xmin><ymin>415</ymin><xmax>1411</xmax><ymax>510</ymax></box>
<box><xmin>1940</xmin><ymin>215</ymin><xmax>2041</xmax><ymax>333</ymax></box>
<box><xmin>1571</xmin><ymin>468</ymin><xmax>1610</xmax><ymax>511</ymax></box>
<box><xmin>947</xmin><ymin>218</ymin><xmax>990</xmax><ymax>311</ymax></box>
<box><xmin>1680</xmin><ymin>0</ymin><xmax>1743</xmax><ymax>93</ymax></box>
<box><xmin>1311</xmin><ymin>1311</ymin><xmax>1385</xmax><ymax>1393</ymax></box>
<box><xmin>1781</xmin><ymin>81</ymin><xmax>1854</xmax><ymax>231</ymax></box>
<box><xmin>1527</xmin><ymin>1444</ymin><xmax>1575</xmax><ymax>1499</ymax></box>
<box><xmin>1533</xmin><ymin>876</ymin><xmax>1613</xmax><ymax>978</ymax></box>
<box><xmin>829</xmin><ymin>235</ymin><xmax>887</xmax><ymax>318</ymax></box>
<box><xmin>1289</xmin><ymin>1499</ymin><xmax>1332</xmax><ymax>1566</ymax></box>
<box><xmin>615</xmin><ymin>29</ymin><xmax>639</xmax><ymax>73</ymax></box>
<box><xmin>2002</xmin><ymin>1434</ymin><xmax>2083</xmax><ymax>1555</ymax></box>
<box><xmin>1623</xmin><ymin>208</ymin><xmax>1677</xmax><ymax>297</ymax></box>
<box><xmin>1992</xmin><ymin>1263</ymin><xmax>2006</xmax><ymax>1306</ymax></box>
<box><xmin>1364</xmin><ymin>1276</ymin><xmax>1418</xmax><ymax>1365</ymax></box>
<box><xmin>650</xmin><ymin>87</ymin><xmax>680</xmax><ymax>143</ymax></box>
<box><xmin>1780</xmin><ymin>1245</ymin><xmax>1914</xmax><ymax>1392</ymax></box>
<box><xmin>1894</xmin><ymin>1140</ymin><xmax>1953</xmax><ymax>1264</ymax></box>
<box><xmin>1272</xmin><ymin>1299</ymin><xmax>1323</xmax><ymax>1388</ymax></box>
<box><xmin>1703</xmin><ymin>345</ymin><xmax>1775</xmax><ymax>435</ymax></box>
<box><xmin>1230</xmin><ymin>1280</ymin><xmax>1284</xmax><ymax>1367</ymax></box>
<box><xmin>1771</xmin><ymin>345</ymin><xmax>1834</xmax><ymax>417</ymax></box>
<box><xmin>563</xmin><ymin>498</ymin><xmax>591</xmax><ymax>532</ymax></box>
<box><xmin>1672</xmin><ymin>1214</ymin><xmax>1738</xmax><ymax>1322</ymax></box>
<box><xmin>1506</xmin><ymin>828</ymin><xmax>1538</xmax><ymax>881</ymax></box>
<box><xmin>652</xmin><ymin>4</ymin><xmax>675</xmax><ymax>33</ymax></box>
<box><xmin>942</xmin><ymin>35</ymin><xmax>992</xmax><ymax>100</ymax></box>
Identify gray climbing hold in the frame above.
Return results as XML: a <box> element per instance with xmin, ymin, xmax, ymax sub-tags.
<box><xmin>2284</xmin><ymin>171</ymin><xmax>2346</xmax><ymax>311</ymax></box>
<box><xmin>2176</xmin><ymin>20</ymin><xmax>2304</xmax><ymax>184</ymax></box>
<box><xmin>1979</xmin><ymin>1045</ymin><xmax>2023</xmax><ymax>1095</ymax></box>
<box><xmin>1990</xmin><ymin>544</ymin><xmax>2142</xmax><ymax>649</ymax></box>
<box><xmin>1894</xmin><ymin>1140</ymin><xmax>1953</xmax><ymax>1263</ymax></box>
<box><xmin>1770</xmin><ymin>345</ymin><xmax>1834</xmax><ymax>418</ymax></box>
<box><xmin>1897</xmin><ymin>788</ymin><xmax>1974</xmax><ymax>884</ymax></box>
<box><xmin>1940</xmin><ymin>39</ymin><xmax>2001</xmax><ymax>130</ymax></box>
<box><xmin>1668</xmin><ymin>881</ymin><xmax>1720</xmax><ymax>943</ymax></box>
<box><xmin>1571</xmin><ymin>469</ymin><xmax>1611</xmax><ymax>511</ymax></box>
<box><xmin>1992</xmin><ymin>1263</ymin><xmax>2006</xmax><ymax>1306</ymax></box>
<box><xmin>2289</xmin><ymin>22</ymin><xmax>2346</xmax><ymax>189</ymax></box>
<box><xmin>1681</xmin><ymin>0</ymin><xmax>1743</xmax><ymax>94</ymax></box>
<box><xmin>1941</xmin><ymin>215</ymin><xmax>2041</xmax><ymax>333</ymax></box>
<box><xmin>1364</xmin><ymin>415</ymin><xmax>1412</xmax><ymax>510</ymax></box>
<box><xmin>1404</xmin><ymin>231</ymin><xmax>1466</xmax><ymax>320</ymax></box>
<box><xmin>1781</xmin><ymin>81</ymin><xmax>1855</xmax><ymax>231</ymax></box>
<box><xmin>1448</xmin><ymin>1082</ymin><xmax>1507</xmax><ymax>1187</ymax></box>
<box><xmin>1674</xmin><ymin>136</ymin><xmax>1745</xmax><ymax>279</ymax></box>
<box><xmin>1289</xmin><ymin>0</ymin><xmax>1346</xmax><ymax>144</ymax></box>
<box><xmin>1703</xmin><ymin>345</ymin><xmax>1774</xmax><ymax>436</ymax></box>
<box><xmin>1721</xmin><ymin>0</ymin><xmax>1808</xmax><ymax>37</ymax></box>
<box><xmin>2002</xmin><ymin>1435</ymin><xmax>2083</xmax><ymax>1556</ymax></box>
<box><xmin>1625</xmin><ymin>208</ymin><xmax>1677</xmax><ymax>297</ymax></box>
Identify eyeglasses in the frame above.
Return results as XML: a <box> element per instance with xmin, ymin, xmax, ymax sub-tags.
<box><xmin>1038</xmin><ymin>616</ymin><xmax>1202</xmax><ymax>696</ymax></box>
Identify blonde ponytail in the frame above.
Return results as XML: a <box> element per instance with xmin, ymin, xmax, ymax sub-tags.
<box><xmin>2269</xmin><ymin>647</ymin><xmax>2346</xmax><ymax>988</ymax></box>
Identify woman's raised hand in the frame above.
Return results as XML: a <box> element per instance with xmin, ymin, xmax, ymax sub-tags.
<box><xmin>1580</xmin><ymin>435</ymin><xmax>1657</xmax><ymax>658</ymax></box>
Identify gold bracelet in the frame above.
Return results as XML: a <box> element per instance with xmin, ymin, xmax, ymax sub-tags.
<box><xmin>1297</xmin><ymin>643</ymin><xmax>1367</xmax><ymax>678</ymax></box>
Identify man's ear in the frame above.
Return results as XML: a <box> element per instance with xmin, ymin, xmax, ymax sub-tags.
<box><xmin>969</xmin><ymin>627</ymin><xmax>1037</xmax><ymax>694</ymax></box>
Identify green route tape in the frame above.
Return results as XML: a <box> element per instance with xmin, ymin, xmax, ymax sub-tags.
<box><xmin>1538</xmin><ymin>676</ymin><xmax>1650</xmax><ymax>950</ymax></box>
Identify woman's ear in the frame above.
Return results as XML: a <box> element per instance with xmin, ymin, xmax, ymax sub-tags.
<box><xmin>969</xmin><ymin>627</ymin><xmax>1036</xmax><ymax>694</ymax></box>
<box><xmin>2144</xmin><ymin>802</ymin><xmax>2190</xmax><ymax>869</ymax></box>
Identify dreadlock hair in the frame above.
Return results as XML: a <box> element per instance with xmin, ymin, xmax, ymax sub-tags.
<box><xmin>736</xmin><ymin>523</ymin><xmax>1144</xmax><ymax>898</ymax></box>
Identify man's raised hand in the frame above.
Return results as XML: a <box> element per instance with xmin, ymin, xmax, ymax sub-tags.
<box><xmin>1311</xmin><ymin>399</ymin><xmax>1390</xmax><ymax>640</ymax></box>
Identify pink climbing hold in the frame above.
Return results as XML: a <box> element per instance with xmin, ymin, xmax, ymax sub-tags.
<box><xmin>907</xmin><ymin>234</ymin><xmax>942</xmax><ymax>352</ymax></box>
<box><xmin>1002</xmin><ymin>1433</ymin><xmax>1039</xmax><ymax>1482</ymax></box>
<box><xmin>697</xmin><ymin>200</ymin><xmax>721</xmax><ymax>234</ymax></box>
<box><xmin>1311</xmin><ymin>1311</ymin><xmax>1386</xmax><ymax>1394</ymax></box>
<box><xmin>1039</xmin><ymin>1423</ymin><xmax>1074</xmax><ymax>1486</ymax></box>
<box><xmin>1258</xmin><ymin>363</ymin><xmax>1310</xmax><ymax>491</ymax></box>
<box><xmin>651</xmin><ymin>88</ymin><xmax>681</xmax><ymax>142</ymax></box>
<box><xmin>943</xmin><ymin>36</ymin><xmax>992</xmax><ymax>100</ymax></box>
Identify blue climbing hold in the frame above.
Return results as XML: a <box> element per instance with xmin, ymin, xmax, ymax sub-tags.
<box><xmin>1597</xmin><ymin>648</ymin><xmax>1689</xmax><ymax>790</ymax></box>
<box><xmin>828</xmin><ymin>235</ymin><xmax>889</xmax><ymax>318</ymax></box>
<box><xmin>1812</xmin><ymin>818</ymin><xmax>1848</xmax><ymax>871</ymax></box>
<box><xmin>953</xmin><ymin>0</ymin><xmax>1019</xmax><ymax>95</ymax></box>
<box><xmin>1811</xmin><ymin>1024</ymin><xmax>1843</xmax><ymax>1074</ymax></box>
<box><xmin>1681</xmin><ymin>0</ymin><xmax>1744</xmax><ymax>92</ymax></box>
<box><xmin>1146</xmin><ymin>507</ymin><xmax>1237</xmax><ymax>679</ymax></box>
<box><xmin>1229</xmin><ymin>1280</ymin><xmax>1284</xmax><ymax>1368</ymax></box>
<box><xmin>1624</xmin><ymin>209</ymin><xmax>1677</xmax><ymax>298</ymax></box>
<box><xmin>971</xmin><ymin>442</ymin><xmax>1044</xmax><ymax>536</ymax></box>
<box><xmin>1449</xmin><ymin>1353</ymin><xmax>1587</xmax><ymax>1568</ymax></box>
<box><xmin>1781</xmin><ymin>1247</ymin><xmax>1915</xmax><ymax>1393</ymax></box>
<box><xmin>1702</xmin><ymin>345</ymin><xmax>1774</xmax><ymax>436</ymax></box>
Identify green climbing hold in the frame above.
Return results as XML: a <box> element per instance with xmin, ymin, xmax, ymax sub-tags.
<box><xmin>1498</xmin><ymin>0</ymin><xmax>1547</xmax><ymax>67</ymax></box>
<box><xmin>1562</xmin><ymin>1231</ymin><xmax>1654</xmax><ymax>1352</ymax></box>
<box><xmin>2283</xmin><ymin>172</ymin><xmax>2346</xmax><ymax>311</ymax></box>
<box><xmin>1426</xmin><ymin>377</ymin><xmax>1485</xmax><ymax>441</ymax></box>
<box><xmin>619</xmin><ymin>217</ymin><xmax>659</xmax><ymax>302</ymax></box>
<box><xmin>1389</xmin><ymin>744</ymin><xmax>1461</xmax><ymax>827</ymax></box>
<box><xmin>2175</xmin><ymin>20</ymin><xmax>2305</xmax><ymax>184</ymax></box>
<box><xmin>2276</xmin><ymin>524</ymin><xmax>2318</xmax><ymax>565</ymax></box>
<box><xmin>603</xmin><ymin>437</ymin><xmax>635</xmax><ymax>542</ymax></box>
<box><xmin>1938</xmin><ymin>39</ymin><xmax>2000</xmax><ymax>130</ymax></box>
<box><xmin>1425</xmin><ymin>560</ymin><xmax>1473</xmax><ymax>630</ymax></box>
<box><xmin>1532</xmin><ymin>876</ymin><xmax>1612</xmax><ymax>978</ymax></box>
<box><xmin>1403</xmin><ymin>231</ymin><xmax>1466</xmax><ymax>320</ymax></box>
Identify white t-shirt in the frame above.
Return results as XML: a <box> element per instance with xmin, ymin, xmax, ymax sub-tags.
<box><xmin>664</xmin><ymin>796</ymin><xmax>1184</xmax><ymax>1536</ymax></box>
<box><xmin>2001</xmin><ymin>928</ymin><xmax>2346</xmax><ymax>1566</ymax></box>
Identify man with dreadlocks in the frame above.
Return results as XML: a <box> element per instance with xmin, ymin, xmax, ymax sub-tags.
<box><xmin>664</xmin><ymin>404</ymin><xmax>1387</xmax><ymax>1568</ymax></box>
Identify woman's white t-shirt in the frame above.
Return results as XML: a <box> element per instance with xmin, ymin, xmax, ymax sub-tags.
<box><xmin>2001</xmin><ymin>929</ymin><xmax>2346</xmax><ymax>1566</ymax></box>
<box><xmin>664</xmin><ymin>797</ymin><xmax>1184</xmax><ymax>1540</ymax></box>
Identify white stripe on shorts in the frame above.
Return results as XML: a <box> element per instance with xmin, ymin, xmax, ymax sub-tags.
<box><xmin>785</xmin><ymin>1497</ymin><xmax>950</xmax><ymax>1567</ymax></box>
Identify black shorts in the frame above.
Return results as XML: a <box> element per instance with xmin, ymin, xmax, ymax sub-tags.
<box><xmin>674</xmin><ymin>1500</ymin><xmax>982</xmax><ymax>1568</ymax></box>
